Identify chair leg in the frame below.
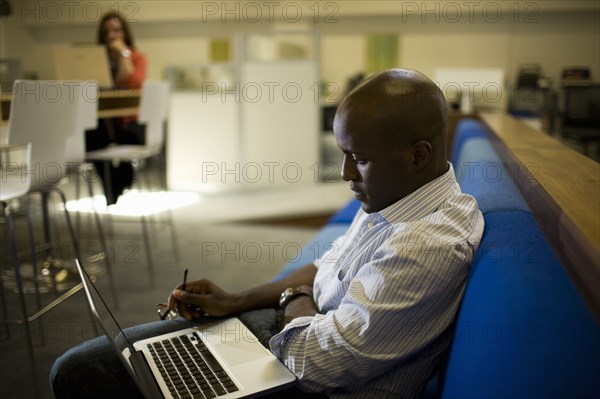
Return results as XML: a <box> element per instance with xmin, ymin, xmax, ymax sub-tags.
<box><xmin>166</xmin><ymin>209</ymin><xmax>181</xmax><ymax>268</ymax></box>
<box><xmin>23</xmin><ymin>189</ymin><xmax>98</xmax><ymax>332</ymax></box>
<box><xmin>144</xmin><ymin>161</ymin><xmax>180</xmax><ymax>268</ymax></box>
<box><xmin>147</xmin><ymin>152</ymin><xmax>180</xmax><ymax>267</ymax></box>
<box><xmin>48</xmin><ymin>188</ymin><xmax>99</xmax><ymax>337</ymax></box>
<box><xmin>24</xmin><ymin>194</ymin><xmax>44</xmax><ymax>346</ymax></box>
<box><xmin>103</xmin><ymin>160</ymin><xmax>114</xmax><ymax>206</ymax></box>
<box><xmin>24</xmin><ymin>195</ymin><xmax>42</xmax><ymax>308</ymax></box>
<box><xmin>135</xmin><ymin>167</ymin><xmax>156</xmax><ymax>286</ymax></box>
<box><xmin>85</xmin><ymin>176</ymin><xmax>119</xmax><ymax>309</ymax></box>
<box><xmin>140</xmin><ymin>213</ymin><xmax>155</xmax><ymax>286</ymax></box>
<box><xmin>40</xmin><ymin>191</ymin><xmax>60</xmax><ymax>294</ymax></box>
<box><xmin>0</xmin><ymin>257</ymin><xmax>10</xmax><ymax>341</ymax></box>
<box><xmin>74</xmin><ymin>168</ymin><xmax>82</xmax><ymax>233</ymax></box>
<box><xmin>51</xmin><ymin>189</ymin><xmax>82</xmax><ymax>265</ymax></box>
<box><xmin>2</xmin><ymin>201</ymin><xmax>40</xmax><ymax>398</ymax></box>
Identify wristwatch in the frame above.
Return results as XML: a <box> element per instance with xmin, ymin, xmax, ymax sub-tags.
<box><xmin>278</xmin><ymin>286</ymin><xmax>313</xmax><ymax>309</ymax></box>
<box><xmin>121</xmin><ymin>49</ymin><xmax>132</xmax><ymax>58</ymax></box>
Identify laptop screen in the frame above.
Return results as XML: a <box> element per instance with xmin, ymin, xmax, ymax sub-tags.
<box><xmin>74</xmin><ymin>259</ymin><xmax>153</xmax><ymax>398</ymax></box>
<box><xmin>52</xmin><ymin>46</ymin><xmax>113</xmax><ymax>88</ymax></box>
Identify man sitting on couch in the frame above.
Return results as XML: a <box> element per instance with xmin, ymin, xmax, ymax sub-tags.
<box><xmin>51</xmin><ymin>68</ymin><xmax>484</xmax><ymax>398</ymax></box>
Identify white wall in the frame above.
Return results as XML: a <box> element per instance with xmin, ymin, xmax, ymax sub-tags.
<box><xmin>2</xmin><ymin>2</ymin><xmax>599</xmax><ymax>92</ymax></box>
<box><xmin>168</xmin><ymin>92</ymin><xmax>239</xmax><ymax>193</ymax></box>
<box><xmin>320</xmin><ymin>35</ymin><xmax>365</xmax><ymax>100</ymax></box>
<box><xmin>400</xmin><ymin>33</ymin><xmax>510</xmax><ymax>78</ymax></box>
<box><xmin>137</xmin><ymin>37</ymin><xmax>212</xmax><ymax>80</ymax></box>
<box><xmin>2</xmin><ymin>1</ymin><xmax>599</xmax><ymax>105</ymax></box>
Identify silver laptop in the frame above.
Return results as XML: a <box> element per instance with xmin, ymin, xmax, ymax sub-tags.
<box><xmin>75</xmin><ymin>259</ymin><xmax>296</xmax><ymax>398</ymax></box>
<box><xmin>52</xmin><ymin>46</ymin><xmax>113</xmax><ymax>89</ymax></box>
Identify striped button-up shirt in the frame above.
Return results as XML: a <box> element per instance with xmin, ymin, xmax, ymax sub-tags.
<box><xmin>269</xmin><ymin>163</ymin><xmax>484</xmax><ymax>398</ymax></box>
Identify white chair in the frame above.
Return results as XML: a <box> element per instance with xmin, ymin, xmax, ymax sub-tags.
<box><xmin>0</xmin><ymin>142</ymin><xmax>39</xmax><ymax>397</ymax></box>
<box><xmin>8</xmin><ymin>80</ymin><xmax>81</xmax><ymax>296</ymax></box>
<box><xmin>86</xmin><ymin>81</ymin><xmax>179</xmax><ymax>283</ymax></box>
<box><xmin>6</xmin><ymin>80</ymin><xmax>102</xmax><ymax>325</ymax></box>
<box><xmin>86</xmin><ymin>80</ymin><xmax>170</xmax><ymax>185</ymax></box>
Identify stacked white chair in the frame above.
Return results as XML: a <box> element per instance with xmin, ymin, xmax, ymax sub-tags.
<box><xmin>5</xmin><ymin>80</ymin><xmax>101</xmax><ymax>341</ymax></box>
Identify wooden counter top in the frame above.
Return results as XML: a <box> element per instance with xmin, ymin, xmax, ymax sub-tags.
<box><xmin>1</xmin><ymin>89</ymin><xmax>140</xmax><ymax>120</ymax></box>
<box><xmin>480</xmin><ymin>112</ymin><xmax>600</xmax><ymax>316</ymax></box>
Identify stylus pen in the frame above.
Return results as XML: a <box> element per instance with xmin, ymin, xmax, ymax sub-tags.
<box><xmin>158</xmin><ymin>268</ymin><xmax>189</xmax><ymax>320</ymax></box>
<box><xmin>182</xmin><ymin>268</ymin><xmax>188</xmax><ymax>291</ymax></box>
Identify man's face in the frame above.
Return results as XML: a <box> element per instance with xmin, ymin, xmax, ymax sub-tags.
<box><xmin>334</xmin><ymin>106</ymin><xmax>414</xmax><ymax>214</ymax></box>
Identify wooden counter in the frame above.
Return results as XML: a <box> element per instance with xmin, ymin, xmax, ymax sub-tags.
<box><xmin>1</xmin><ymin>89</ymin><xmax>140</xmax><ymax>121</ymax></box>
<box><xmin>480</xmin><ymin>112</ymin><xmax>600</xmax><ymax>316</ymax></box>
<box><xmin>97</xmin><ymin>89</ymin><xmax>140</xmax><ymax>117</ymax></box>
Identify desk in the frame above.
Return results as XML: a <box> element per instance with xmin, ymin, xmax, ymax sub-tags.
<box><xmin>1</xmin><ymin>89</ymin><xmax>141</xmax><ymax>122</ymax></box>
<box><xmin>97</xmin><ymin>89</ymin><xmax>140</xmax><ymax>118</ymax></box>
<box><xmin>480</xmin><ymin>112</ymin><xmax>600</xmax><ymax>314</ymax></box>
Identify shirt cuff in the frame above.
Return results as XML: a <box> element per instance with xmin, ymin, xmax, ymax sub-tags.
<box><xmin>268</xmin><ymin>315</ymin><xmax>313</xmax><ymax>359</ymax></box>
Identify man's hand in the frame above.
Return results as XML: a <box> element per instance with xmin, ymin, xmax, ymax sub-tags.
<box><xmin>165</xmin><ymin>279</ymin><xmax>239</xmax><ymax>321</ymax></box>
<box><xmin>159</xmin><ymin>264</ymin><xmax>318</xmax><ymax>323</ymax></box>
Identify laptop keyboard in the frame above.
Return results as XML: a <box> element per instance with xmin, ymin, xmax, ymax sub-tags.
<box><xmin>148</xmin><ymin>333</ymin><xmax>239</xmax><ymax>398</ymax></box>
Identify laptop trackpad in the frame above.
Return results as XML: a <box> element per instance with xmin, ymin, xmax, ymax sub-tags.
<box><xmin>212</xmin><ymin>341</ymin><xmax>268</xmax><ymax>366</ymax></box>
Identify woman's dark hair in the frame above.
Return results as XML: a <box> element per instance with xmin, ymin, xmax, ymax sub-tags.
<box><xmin>97</xmin><ymin>11</ymin><xmax>135</xmax><ymax>48</ymax></box>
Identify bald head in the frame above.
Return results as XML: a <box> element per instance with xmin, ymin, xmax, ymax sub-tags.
<box><xmin>333</xmin><ymin>69</ymin><xmax>450</xmax><ymax>213</ymax></box>
<box><xmin>338</xmin><ymin>69</ymin><xmax>448</xmax><ymax>166</ymax></box>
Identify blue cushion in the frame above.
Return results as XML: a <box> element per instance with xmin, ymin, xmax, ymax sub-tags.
<box><xmin>440</xmin><ymin>211</ymin><xmax>600</xmax><ymax>399</ymax></box>
<box><xmin>450</xmin><ymin>118</ymin><xmax>488</xmax><ymax>163</ymax></box>
<box><xmin>327</xmin><ymin>199</ymin><xmax>361</xmax><ymax>224</ymax></box>
<box><xmin>273</xmin><ymin>224</ymin><xmax>349</xmax><ymax>281</ymax></box>
<box><xmin>455</xmin><ymin>138</ymin><xmax>530</xmax><ymax>214</ymax></box>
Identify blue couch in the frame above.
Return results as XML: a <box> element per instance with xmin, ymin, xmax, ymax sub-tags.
<box><xmin>274</xmin><ymin>118</ymin><xmax>600</xmax><ymax>398</ymax></box>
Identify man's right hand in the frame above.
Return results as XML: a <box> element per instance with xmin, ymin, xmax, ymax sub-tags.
<box><xmin>166</xmin><ymin>279</ymin><xmax>240</xmax><ymax>321</ymax></box>
<box><xmin>160</xmin><ymin>264</ymin><xmax>318</xmax><ymax>322</ymax></box>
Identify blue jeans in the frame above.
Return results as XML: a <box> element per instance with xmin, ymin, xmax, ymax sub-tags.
<box><xmin>50</xmin><ymin>318</ymin><xmax>198</xmax><ymax>398</ymax></box>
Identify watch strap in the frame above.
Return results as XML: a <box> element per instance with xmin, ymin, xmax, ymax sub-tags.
<box><xmin>279</xmin><ymin>286</ymin><xmax>313</xmax><ymax>309</ymax></box>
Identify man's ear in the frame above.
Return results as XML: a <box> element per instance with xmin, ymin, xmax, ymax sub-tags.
<box><xmin>412</xmin><ymin>140</ymin><xmax>433</xmax><ymax>171</ymax></box>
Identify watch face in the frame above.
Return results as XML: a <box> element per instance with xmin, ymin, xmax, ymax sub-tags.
<box><xmin>279</xmin><ymin>286</ymin><xmax>312</xmax><ymax>309</ymax></box>
<box><xmin>279</xmin><ymin>287</ymin><xmax>295</xmax><ymax>308</ymax></box>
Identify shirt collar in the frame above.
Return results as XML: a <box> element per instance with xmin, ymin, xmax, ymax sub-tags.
<box><xmin>376</xmin><ymin>162</ymin><xmax>458</xmax><ymax>224</ymax></box>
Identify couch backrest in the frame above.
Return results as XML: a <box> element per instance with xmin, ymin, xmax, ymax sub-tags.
<box><xmin>455</xmin><ymin>138</ymin><xmax>530</xmax><ymax>214</ymax></box>
<box><xmin>439</xmin><ymin>119</ymin><xmax>600</xmax><ymax>399</ymax></box>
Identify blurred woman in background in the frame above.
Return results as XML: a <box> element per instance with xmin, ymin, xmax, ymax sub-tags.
<box><xmin>87</xmin><ymin>11</ymin><xmax>148</xmax><ymax>204</ymax></box>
